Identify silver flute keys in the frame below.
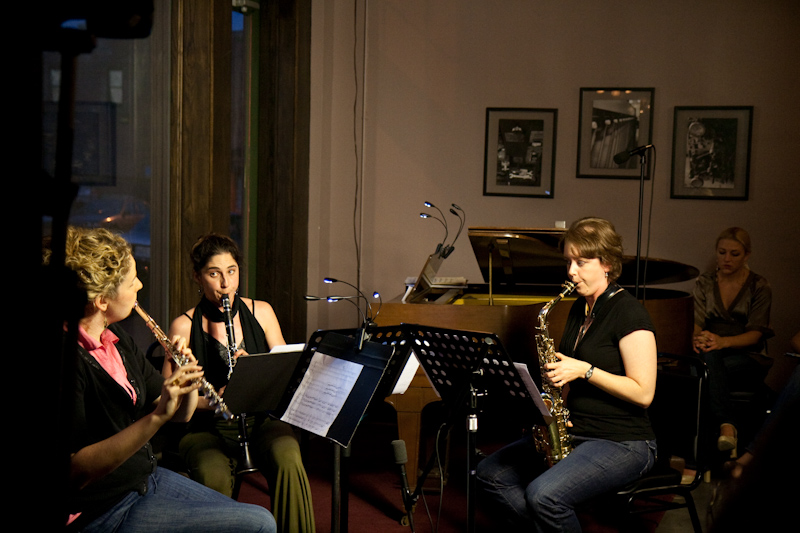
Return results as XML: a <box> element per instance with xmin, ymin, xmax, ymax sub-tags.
<box><xmin>133</xmin><ymin>301</ymin><xmax>233</xmax><ymax>420</ymax></box>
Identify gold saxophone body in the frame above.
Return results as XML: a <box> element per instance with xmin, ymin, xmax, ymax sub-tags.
<box><xmin>133</xmin><ymin>301</ymin><xmax>233</xmax><ymax>420</ymax></box>
<box><xmin>533</xmin><ymin>280</ymin><xmax>576</xmax><ymax>467</ymax></box>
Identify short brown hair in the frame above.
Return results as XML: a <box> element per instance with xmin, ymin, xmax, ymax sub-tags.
<box><xmin>562</xmin><ymin>217</ymin><xmax>624</xmax><ymax>282</ymax></box>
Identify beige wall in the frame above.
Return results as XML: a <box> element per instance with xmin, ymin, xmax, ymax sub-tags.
<box><xmin>308</xmin><ymin>0</ymin><xmax>800</xmax><ymax>375</ymax></box>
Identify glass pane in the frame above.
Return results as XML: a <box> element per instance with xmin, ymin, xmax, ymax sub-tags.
<box><xmin>42</xmin><ymin>14</ymin><xmax>169</xmax><ymax>346</ymax></box>
<box><xmin>231</xmin><ymin>9</ymin><xmax>254</xmax><ymax>291</ymax></box>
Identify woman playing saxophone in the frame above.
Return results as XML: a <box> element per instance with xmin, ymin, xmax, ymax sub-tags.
<box><xmin>477</xmin><ymin>217</ymin><xmax>658</xmax><ymax>533</ymax></box>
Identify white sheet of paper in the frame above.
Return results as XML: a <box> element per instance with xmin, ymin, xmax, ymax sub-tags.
<box><xmin>269</xmin><ymin>343</ymin><xmax>306</xmax><ymax>354</ymax></box>
<box><xmin>280</xmin><ymin>351</ymin><xmax>363</xmax><ymax>436</ymax></box>
<box><xmin>390</xmin><ymin>352</ymin><xmax>421</xmax><ymax>395</ymax></box>
<box><xmin>513</xmin><ymin>362</ymin><xmax>554</xmax><ymax>422</ymax></box>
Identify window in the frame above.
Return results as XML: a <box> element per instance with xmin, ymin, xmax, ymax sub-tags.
<box><xmin>42</xmin><ymin>9</ymin><xmax>170</xmax><ymax>330</ymax></box>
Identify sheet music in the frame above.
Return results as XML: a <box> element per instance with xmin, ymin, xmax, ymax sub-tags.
<box><xmin>513</xmin><ymin>362</ymin><xmax>554</xmax><ymax>422</ymax></box>
<box><xmin>280</xmin><ymin>351</ymin><xmax>363</xmax><ymax>436</ymax></box>
<box><xmin>390</xmin><ymin>352</ymin><xmax>421</xmax><ymax>395</ymax></box>
<box><xmin>269</xmin><ymin>343</ymin><xmax>306</xmax><ymax>354</ymax></box>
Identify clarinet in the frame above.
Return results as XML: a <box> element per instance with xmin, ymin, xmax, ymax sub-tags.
<box><xmin>133</xmin><ymin>301</ymin><xmax>233</xmax><ymax>420</ymax></box>
<box><xmin>221</xmin><ymin>294</ymin><xmax>236</xmax><ymax>380</ymax></box>
<box><xmin>220</xmin><ymin>294</ymin><xmax>257</xmax><ymax>474</ymax></box>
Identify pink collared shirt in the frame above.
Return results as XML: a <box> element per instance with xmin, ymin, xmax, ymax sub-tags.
<box><xmin>77</xmin><ymin>325</ymin><xmax>138</xmax><ymax>404</ymax></box>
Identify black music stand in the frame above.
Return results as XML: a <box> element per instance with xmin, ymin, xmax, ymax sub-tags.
<box><xmin>276</xmin><ymin>330</ymin><xmax>400</xmax><ymax>533</ymax></box>
<box><xmin>402</xmin><ymin>324</ymin><xmax>551</xmax><ymax>533</ymax></box>
<box><xmin>223</xmin><ymin>348</ymin><xmax>305</xmax><ymax>497</ymax></box>
<box><xmin>224</xmin><ymin>350</ymin><xmax>305</xmax><ymax>415</ymax></box>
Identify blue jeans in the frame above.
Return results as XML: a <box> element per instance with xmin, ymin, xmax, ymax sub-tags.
<box><xmin>476</xmin><ymin>435</ymin><xmax>657</xmax><ymax>533</ymax></box>
<box><xmin>80</xmin><ymin>467</ymin><xmax>276</xmax><ymax>533</ymax></box>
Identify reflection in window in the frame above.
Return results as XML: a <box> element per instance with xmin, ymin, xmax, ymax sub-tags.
<box><xmin>231</xmin><ymin>9</ymin><xmax>256</xmax><ymax>292</ymax></box>
<box><xmin>41</xmin><ymin>14</ymin><xmax>168</xmax><ymax>332</ymax></box>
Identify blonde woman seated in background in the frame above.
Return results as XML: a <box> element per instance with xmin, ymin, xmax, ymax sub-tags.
<box><xmin>693</xmin><ymin>227</ymin><xmax>773</xmax><ymax>454</ymax></box>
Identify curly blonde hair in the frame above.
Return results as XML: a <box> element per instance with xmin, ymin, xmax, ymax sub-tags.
<box><xmin>44</xmin><ymin>226</ymin><xmax>133</xmax><ymax>303</ymax></box>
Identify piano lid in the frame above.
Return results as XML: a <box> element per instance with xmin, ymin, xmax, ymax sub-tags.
<box><xmin>468</xmin><ymin>227</ymin><xmax>699</xmax><ymax>287</ymax></box>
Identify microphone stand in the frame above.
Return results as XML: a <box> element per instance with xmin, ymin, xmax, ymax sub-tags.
<box><xmin>634</xmin><ymin>152</ymin><xmax>647</xmax><ymax>299</ymax></box>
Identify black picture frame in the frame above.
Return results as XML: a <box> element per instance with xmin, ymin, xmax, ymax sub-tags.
<box><xmin>42</xmin><ymin>101</ymin><xmax>117</xmax><ymax>186</ymax></box>
<box><xmin>577</xmin><ymin>88</ymin><xmax>654</xmax><ymax>179</ymax></box>
<box><xmin>670</xmin><ymin>106</ymin><xmax>753</xmax><ymax>200</ymax></box>
<box><xmin>483</xmin><ymin>107</ymin><xmax>557</xmax><ymax>198</ymax></box>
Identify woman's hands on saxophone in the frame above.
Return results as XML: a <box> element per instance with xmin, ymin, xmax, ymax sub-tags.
<box><xmin>545</xmin><ymin>352</ymin><xmax>593</xmax><ymax>388</ymax></box>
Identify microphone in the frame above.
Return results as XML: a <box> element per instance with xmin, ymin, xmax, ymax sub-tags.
<box><xmin>613</xmin><ymin>144</ymin><xmax>653</xmax><ymax>165</ymax></box>
<box><xmin>391</xmin><ymin>439</ymin><xmax>415</xmax><ymax>532</ymax></box>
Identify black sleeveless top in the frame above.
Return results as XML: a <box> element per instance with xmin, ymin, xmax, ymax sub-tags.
<box><xmin>188</xmin><ymin>295</ymin><xmax>268</xmax><ymax>390</ymax></box>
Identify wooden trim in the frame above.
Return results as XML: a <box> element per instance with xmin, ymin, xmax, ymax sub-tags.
<box><xmin>170</xmin><ymin>0</ymin><xmax>233</xmax><ymax>319</ymax></box>
<box><xmin>256</xmin><ymin>0</ymin><xmax>311</xmax><ymax>343</ymax></box>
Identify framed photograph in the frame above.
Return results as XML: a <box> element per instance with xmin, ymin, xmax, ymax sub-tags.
<box><xmin>483</xmin><ymin>107</ymin><xmax>557</xmax><ymax>198</ymax></box>
<box><xmin>42</xmin><ymin>101</ymin><xmax>117</xmax><ymax>186</ymax></box>
<box><xmin>577</xmin><ymin>88</ymin><xmax>654</xmax><ymax>179</ymax></box>
<box><xmin>670</xmin><ymin>106</ymin><xmax>753</xmax><ymax>200</ymax></box>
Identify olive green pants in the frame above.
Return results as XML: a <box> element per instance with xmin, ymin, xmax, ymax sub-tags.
<box><xmin>180</xmin><ymin>417</ymin><xmax>315</xmax><ymax>533</ymax></box>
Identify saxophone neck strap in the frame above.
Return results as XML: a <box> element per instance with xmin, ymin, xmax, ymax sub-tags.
<box><xmin>576</xmin><ymin>283</ymin><xmax>622</xmax><ymax>349</ymax></box>
<box><xmin>584</xmin><ymin>283</ymin><xmax>623</xmax><ymax>318</ymax></box>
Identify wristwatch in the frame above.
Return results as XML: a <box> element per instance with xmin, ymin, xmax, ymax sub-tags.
<box><xmin>585</xmin><ymin>365</ymin><xmax>595</xmax><ymax>380</ymax></box>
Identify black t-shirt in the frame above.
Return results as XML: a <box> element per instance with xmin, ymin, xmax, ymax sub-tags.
<box><xmin>559</xmin><ymin>289</ymin><xmax>656</xmax><ymax>441</ymax></box>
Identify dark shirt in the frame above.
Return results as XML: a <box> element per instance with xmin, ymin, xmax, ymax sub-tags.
<box><xmin>69</xmin><ymin>323</ymin><xmax>164</xmax><ymax>524</ymax></box>
<box><xmin>559</xmin><ymin>289</ymin><xmax>656</xmax><ymax>442</ymax></box>
<box><xmin>187</xmin><ymin>296</ymin><xmax>268</xmax><ymax>431</ymax></box>
<box><xmin>189</xmin><ymin>296</ymin><xmax>268</xmax><ymax>390</ymax></box>
<box><xmin>693</xmin><ymin>270</ymin><xmax>773</xmax><ymax>356</ymax></box>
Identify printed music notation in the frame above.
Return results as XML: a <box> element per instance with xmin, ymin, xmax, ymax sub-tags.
<box><xmin>280</xmin><ymin>351</ymin><xmax>363</xmax><ymax>437</ymax></box>
<box><xmin>513</xmin><ymin>362</ymin><xmax>555</xmax><ymax>423</ymax></box>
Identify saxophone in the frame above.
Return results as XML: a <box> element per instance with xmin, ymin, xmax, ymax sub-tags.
<box><xmin>533</xmin><ymin>280</ymin><xmax>576</xmax><ymax>467</ymax></box>
<box><xmin>133</xmin><ymin>301</ymin><xmax>233</xmax><ymax>420</ymax></box>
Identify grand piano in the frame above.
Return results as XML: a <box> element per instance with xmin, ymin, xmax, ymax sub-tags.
<box><xmin>378</xmin><ymin>227</ymin><xmax>699</xmax><ymax>487</ymax></box>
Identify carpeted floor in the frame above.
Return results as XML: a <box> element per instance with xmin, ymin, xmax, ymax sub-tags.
<box><xmin>236</xmin><ymin>401</ymin><xmax>679</xmax><ymax>533</ymax></box>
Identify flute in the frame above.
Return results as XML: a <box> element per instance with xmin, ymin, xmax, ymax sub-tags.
<box><xmin>133</xmin><ymin>301</ymin><xmax>233</xmax><ymax>420</ymax></box>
